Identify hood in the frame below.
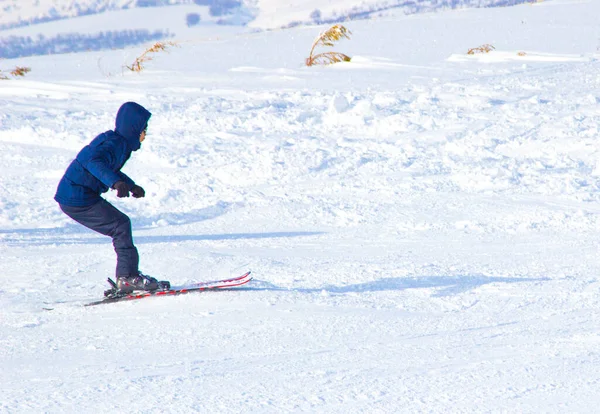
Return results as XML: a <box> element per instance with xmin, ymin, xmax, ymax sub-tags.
<box><xmin>114</xmin><ymin>102</ymin><xmax>151</xmax><ymax>151</ymax></box>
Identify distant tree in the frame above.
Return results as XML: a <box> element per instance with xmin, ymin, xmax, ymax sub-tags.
<box><xmin>0</xmin><ymin>30</ymin><xmax>172</xmax><ymax>59</ymax></box>
<box><xmin>209</xmin><ymin>0</ymin><xmax>241</xmax><ymax>17</ymax></box>
<box><xmin>136</xmin><ymin>0</ymin><xmax>158</xmax><ymax>6</ymax></box>
<box><xmin>186</xmin><ymin>13</ymin><xmax>201</xmax><ymax>27</ymax></box>
<box><xmin>136</xmin><ymin>0</ymin><xmax>181</xmax><ymax>6</ymax></box>
<box><xmin>310</xmin><ymin>9</ymin><xmax>322</xmax><ymax>23</ymax></box>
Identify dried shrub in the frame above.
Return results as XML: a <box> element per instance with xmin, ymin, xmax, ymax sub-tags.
<box><xmin>306</xmin><ymin>24</ymin><xmax>352</xmax><ymax>67</ymax></box>
<box><xmin>126</xmin><ymin>41</ymin><xmax>178</xmax><ymax>72</ymax></box>
<box><xmin>517</xmin><ymin>51</ymin><xmax>527</xmax><ymax>56</ymax></box>
<box><xmin>11</xmin><ymin>66</ymin><xmax>31</xmax><ymax>76</ymax></box>
<box><xmin>0</xmin><ymin>65</ymin><xmax>31</xmax><ymax>80</ymax></box>
<box><xmin>467</xmin><ymin>44</ymin><xmax>495</xmax><ymax>55</ymax></box>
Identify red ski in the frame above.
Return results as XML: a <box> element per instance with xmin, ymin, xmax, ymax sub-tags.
<box><xmin>85</xmin><ymin>271</ymin><xmax>252</xmax><ymax>306</ymax></box>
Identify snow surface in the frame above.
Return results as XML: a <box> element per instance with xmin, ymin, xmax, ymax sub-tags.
<box><xmin>0</xmin><ymin>0</ymin><xmax>537</xmax><ymax>59</ymax></box>
<box><xmin>0</xmin><ymin>0</ymin><xmax>535</xmax><ymax>30</ymax></box>
<box><xmin>2</xmin><ymin>0</ymin><xmax>600</xmax><ymax>412</ymax></box>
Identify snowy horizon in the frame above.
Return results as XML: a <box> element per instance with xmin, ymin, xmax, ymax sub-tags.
<box><xmin>1</xmin><ymin>0</ymin><xmax>537</xmax><ymax>59</ymax></box>
<box><xmin>2</xmin><ymin>0</ymin><xmax>600</xmax><ymax>412</ymax></box>
<box><xmin>1</xmin><ymin>0</ymin><xmax>538</xmax><ymax>30</ymax></box>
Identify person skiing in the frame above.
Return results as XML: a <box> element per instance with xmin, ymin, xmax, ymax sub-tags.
<box><xmin>54</xmin><ymin>101</ymin><xmax>165</xmax><ymax>293</ymax></box>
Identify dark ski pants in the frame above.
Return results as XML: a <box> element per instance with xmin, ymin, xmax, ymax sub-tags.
<box><xmin>59</xmin><ymin>199</ymin><xmax>139</xmax><ymax>277</ymax></box>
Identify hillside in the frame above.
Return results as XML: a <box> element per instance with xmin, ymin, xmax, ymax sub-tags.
<box><xmin>0</xmin><ymin>0</ymin><xmax>537</xmax><ymax>58</ymax></box>
<box><xmin>0</xmin><ymin>0</ymin><xmax>538</xmax><ymax>30</ymax></box>
<box><xmin>2</xmin><ymin>0</ymin><xmax>600</xmax><ymax>412</ymax></box>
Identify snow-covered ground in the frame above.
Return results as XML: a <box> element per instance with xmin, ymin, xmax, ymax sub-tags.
<box><xmin>2</xmin><ymin>0</ymin><xmax>600</xmax><ymax>412</ymax></box>
<box><xmin>0</xmin><ymin>0</ymin><xmax>537</xmax><ymax>59</ymax></box>
<box><xmin>0</xmin><ymin>0</ymin><xmax>535</xmax><ymax>31</ymax></box>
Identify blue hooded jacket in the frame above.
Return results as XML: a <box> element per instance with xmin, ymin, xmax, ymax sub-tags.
<box><xmin>54</xmin><ymin>102</ymin><xmax>151</xmax><ymax>207</ymax></box>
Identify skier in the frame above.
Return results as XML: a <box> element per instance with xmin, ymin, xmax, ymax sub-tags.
<box><xmin>54</xmin><ymin>101</ymin><xmax>165</xmax><ymax>293</ymax></box>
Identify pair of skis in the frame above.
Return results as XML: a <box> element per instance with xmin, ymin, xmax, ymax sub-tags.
<box><xmin>85</xmin><ymin>271</ymin><xmax>252</xmax><ymax>307</ymax></box>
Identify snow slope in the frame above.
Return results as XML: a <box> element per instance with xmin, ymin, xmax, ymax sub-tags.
<box><xmin>0</xmin><ymin>0</ymin><xmax>536</xmax><ymax>30</ymax></box>
<box><xmin>0</xmin><ymin>0</ymin><xmax>538</xmax><ymax>58</ymax></box>
<box><xmin>2</xmin><ymin>0</ymin><xmax>600</xmax><ymax>412</ymax></box>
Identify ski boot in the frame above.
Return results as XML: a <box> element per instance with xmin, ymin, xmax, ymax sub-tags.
<box><xmin>105</xmin><ymin>271</ymin><xmax>170</xmax><ymax>297</ymax></box>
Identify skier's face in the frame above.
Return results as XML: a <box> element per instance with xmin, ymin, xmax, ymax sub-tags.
<box><xmin>139</xmin><ymin>126</ymin><xmax>147</xmax><ymax>143</ymax></box>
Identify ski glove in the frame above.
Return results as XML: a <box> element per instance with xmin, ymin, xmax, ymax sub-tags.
<box><xmin>113</xmin><ymin>181</ymin><xmax>130</xmax><ymax>198</ymax></box>
<box><xmin>131</xmin><ymin>185</ymin><xmax>145</xmax><ymax>198</ymax></box>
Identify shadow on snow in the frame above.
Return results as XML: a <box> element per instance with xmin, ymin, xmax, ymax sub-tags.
<box><xmin>0</xmin><ymin>228</ymin><xmax>324</xmax><ymax>246</ymax></box>
<box><xmin>244</xmin><ymin>275</ymin><xmax>549</xmax><ymax>297</ymax></box>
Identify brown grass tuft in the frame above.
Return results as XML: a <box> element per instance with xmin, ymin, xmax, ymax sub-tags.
<box><xmin>126</xmin><ymin>41</ymin><xmax>178</xmax><ymax>72</ymax></box>
<box><xmin>0</xmin><ymin>65</ymin><xmax>31</xmax><ymax>80</ymax></box>
<box><xmin>467</xmin><ymin>44</ymin><xmax>495</xmax><ymax>55</ymax></box>
<box><xmin>306</xmin><ymin>24</ymin><xmax>352</xmax><ymax>67</ymax></box>
<box><xmin>10</xmin><ymin>66</ymin><xmax>31</xmax><ymax>77</ymax></box>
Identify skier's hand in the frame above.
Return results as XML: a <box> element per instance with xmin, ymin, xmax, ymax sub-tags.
<box><xmin>113</xmin><ymin>181</ymin><xmax>130</xmax><ymax>198</ymax></box>
<box><xmin>131</xmin><ymin>185</ymin><xmax>145</xmax><ymax>198</ymax></box>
